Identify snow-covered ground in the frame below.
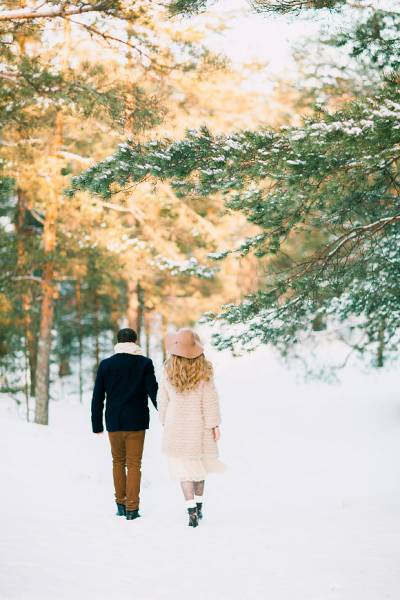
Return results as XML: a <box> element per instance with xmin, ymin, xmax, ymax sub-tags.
<box><xmin>1</xmin><ymin>343</ymin><xmax>399</xmax><ymax>600</ymax></box>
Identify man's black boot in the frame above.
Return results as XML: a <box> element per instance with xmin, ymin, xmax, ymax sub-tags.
<box><xmin>126</xmin><ymin>509</ymin><xmax>140</xmax><ymax>520</ymax></box>
<box><xmin>188</xmin><ymin>507</ymin><xmax>198</xmax><ymax>528</ymax></box>
<box><xmin>116</xmin><ymin>503</ymin><xmax>126</xmax><ymax>517</ymax></box>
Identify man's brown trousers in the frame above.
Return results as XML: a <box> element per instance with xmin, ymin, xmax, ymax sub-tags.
<box><xmin>108</xmin><ymin>431</ymin><xmax>145</xmax><ymax>511</ymax></box>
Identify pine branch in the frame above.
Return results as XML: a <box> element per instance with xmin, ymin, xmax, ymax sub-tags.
<box><xmin>29</xmin><ymin>209</ymin><xmax>45</xmax><ymax>225</ymax></box>
<box><xmin>55</xmin><ymin>151</ymin><xmax>92</xmax><ymax>164</ymax></box>
<box><xmin>249</xmin><ymin>0</ymin><xmax>345</xmax><ymax>13</ymax></box>
<box><xmin>65</xmin><ymin>18</ymin><xmax>156</xmax><ymax>66</ymax></box>
<box><xmin>0</xmin><ymin>72</ymin><xmax>19</xmax><ymax>81</ymax></box>
<box><xmin>322</xmin><ymin>214</ymin><xmax>400</xmax><ymax>262</ymax></box>
<box><xmin>14</xmin><ymin>275</ymin><xmax>42</xmax><ymax>283</ymax></box>
<box><xmin>100</xmin><ymin>200</ymin><xmax>145</xmax><ymax>221</ymax></box>
<box><xmin>0</xmin><ymin>1</ymin><xmax>112</xmax><ymax>22</ymax></box>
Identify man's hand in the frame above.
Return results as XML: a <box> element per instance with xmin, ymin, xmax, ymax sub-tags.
<box><xmin>213</xmin><ymin>426</ymin><xmax>221</xmax><ymax>442</ymax></box>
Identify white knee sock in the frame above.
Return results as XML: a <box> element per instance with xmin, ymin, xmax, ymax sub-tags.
<box><xmin>194</xmin><ymin>495</ymin><xmax>203</xmax><ymax>504</ymax></box>
<box><xmin>185</xmin><ymin>499</ymin><xmax>196</xmax><ymax>509</ymax></box>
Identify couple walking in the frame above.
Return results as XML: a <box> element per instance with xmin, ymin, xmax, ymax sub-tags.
<box><xmin>91</xmin><ymin>327</ymin><xmax>225</xmax><ymax>528</ymax></box>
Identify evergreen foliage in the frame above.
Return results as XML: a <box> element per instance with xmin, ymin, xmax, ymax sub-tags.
<box><xmin>250</xmin><ymin>0</ymin><xmax>345</xmax><ymax>13</ymax></box>
<box><xmin>168</xmin><ymin>0</ymin><xmax>346</xmax><ymax>16</ymax></box>
<box><xmin>0</xmin><ymin>0</ymin><xmax>252</xmax><ymax>408</ymax></box>
<box><xmin>168</xmin><ymin>0</ymin><xmax>210</xmax><ymax>15</ymax></box>
<box><xmin>71</xmin><ymin>4</ymin><xmax>400</xmax><ymax>366</ymax></box>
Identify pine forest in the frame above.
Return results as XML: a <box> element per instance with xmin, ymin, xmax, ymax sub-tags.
<box><xmin>0</xmin><ymin>0</ymin><xmax>399</xmax><ymax>423</ymax></box>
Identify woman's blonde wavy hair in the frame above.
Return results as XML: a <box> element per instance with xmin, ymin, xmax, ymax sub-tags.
<box><xmin>165</xmin><ymin>354</ymin><xmax>213</xmax><ymax>393</ymax></box>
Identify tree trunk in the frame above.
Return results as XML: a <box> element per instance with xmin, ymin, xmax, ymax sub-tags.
<box><xmin>376</xmin><ymin>321</ymin><xmax>385</xmax><ymax>368</ymax></box>
<box><xmin>127</xmin><ymin>279</ymin><xmax>138</xmax><ymax>330</ymax></box>
<box><xmin>34</xmin><ymin>19</ymin><xmax>70</xmax><ymax>424</ymax></box>
<box><xmin>136</xmin><ymin>282</ymin><xmax>144</xmax><ymax>344</ymax></box>
<box><xmin>34</xmin><ymin>202</ymin><xmax>57</xmax><ymax>425</ymax></box>
<box><xmin>25</xmin><ymin>302</ymin><xmax>37</xmax><ymax>397</ymax></box>
<box><xmin>144</xmin><ymin>314</ymin><xmax>151</xmax><ymax>357</ymax></box>
<box><xmin>16</xmin><ymin>188</ymin><xmax>37</xmax><ymax>396</ymax></box>
<box><xmin>76</xmin><ymin>281</ymin><xmax>83</xmax><ymax>404</ymax></box>
<box><xmin>58</xmin><ymin>332</ymin><xmax>72</xmax><ymax>377</ymax></box>
<box><xmin>93</xmin><ymin>288</ymin><xmax>100</xmax><ymax>380</ymax></box>
<box><xmin>24</xmin><ymin>337</ymin><xmax>30</xmax><ymax>422</ymax></box>
<box><xmin>161</xmin><ymin>313</ymin><xmax>167</xmax><ymax>361</ymax></box>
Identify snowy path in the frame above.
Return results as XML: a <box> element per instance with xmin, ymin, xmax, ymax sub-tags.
<box><xmin>1</xmin><ymin>346</ymin><xmax>400</xmax><ymax>600</ymax></box>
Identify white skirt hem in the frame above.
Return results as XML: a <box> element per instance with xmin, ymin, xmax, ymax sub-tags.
<box><xmin>167</xmin><ymin>456</ymin><xmax>227</xmax><ymax>481</ymax></box>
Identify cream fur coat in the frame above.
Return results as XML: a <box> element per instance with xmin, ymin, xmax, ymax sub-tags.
<box><xmin>158</xmin><ymin>372</ymin><xmax>221</xmax><ymax>459</ymax></box>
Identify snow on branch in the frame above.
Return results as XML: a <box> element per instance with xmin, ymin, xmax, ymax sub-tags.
<box><xmin>0</xmin><ymin>2</ymin><xmax>110</xmax><ymax>21</ymax></box>
<box><xmin>323</xmin><ymin>215</ymin><xmax>400</xmax><ymax>261</ymax></box>
<box><xmin>154</xmin><ymin>257</ymin><xmax>216</xmax><ymax>279</ymax></box>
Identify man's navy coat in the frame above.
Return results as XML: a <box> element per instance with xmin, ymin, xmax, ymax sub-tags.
<box><xmin>91</xmin><ymin>353</ymin><xmax>158</xmax><ymax>433</ymax></box>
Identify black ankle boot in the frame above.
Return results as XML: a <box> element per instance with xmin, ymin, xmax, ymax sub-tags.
<box><xmin>196</xmin><ymin>503</ymin><xmax>203</xmax><ymax>520</ymax></box>
<box><xmin>188</xmin><ymin>507</ymin><xmax>198</xmax><ymax>528</ymax></box>
<box><xmin>126</xmin><ymin>509</ymin><xmax>140</xmax><ymax>520</ymax></box>
<box><xmin>116</xmin><ymin>503</ymin><xmax>126</xmax><ymax>517</ymax></box>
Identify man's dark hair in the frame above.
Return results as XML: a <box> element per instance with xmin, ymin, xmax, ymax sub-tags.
<box><xmin>117</xmin><ymin>328</ymin><xmax>138</xmax><ymax>343</ymax></box>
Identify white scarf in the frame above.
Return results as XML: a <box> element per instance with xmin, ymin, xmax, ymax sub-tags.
<box><xmin>114</xmin><ymin>342</ymin><xmax>143</xmax><ymax>356</ymax></box>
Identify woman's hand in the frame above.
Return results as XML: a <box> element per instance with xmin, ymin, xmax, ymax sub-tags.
<box><xmin>213</xmin><ymin>426</ymin><xmax>221</xmax><ymax>441</ymax></box>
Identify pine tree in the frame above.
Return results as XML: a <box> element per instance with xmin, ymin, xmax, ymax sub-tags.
<box><xmin>0</xmin><ymin>1</ymin><xmax>197</xmax><ymax>419</ymax></box>
<box><xmin>1</xmin><ymin>0</ymin><xmax>268</xmax><ymax>415</ymax></box>
<box><xmin>70</xmin><ymin>4</ymin><xmax>400</xmax><ymax>368</ymax></box>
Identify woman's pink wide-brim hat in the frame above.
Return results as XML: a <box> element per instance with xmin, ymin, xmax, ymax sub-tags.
<box><xmin>166</xmin><ymin>328</ymin><xmax>204</xmax><ymax>359</ymax></box>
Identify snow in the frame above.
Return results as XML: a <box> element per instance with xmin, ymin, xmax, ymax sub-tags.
<box><xmin>1</xmin><ymin>343</ymin><xmax>400</xmax><ymax>599</ymax></box>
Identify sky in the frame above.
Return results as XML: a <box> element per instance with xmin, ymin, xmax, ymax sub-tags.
<box><xmin>182</xmin><ymin>0</ymin><xmax>396</xmax><ymax>88</ymax></box>
<box><xmin>188</xmin><ymin>0</ymin><xmax>333</xmax><ymax>77</ymax></box>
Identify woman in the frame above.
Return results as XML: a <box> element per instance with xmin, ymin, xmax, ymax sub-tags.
<box><xmin>158</xmin><ymin>328</ymin><xmax>225</xmax><ymax>528</ymax></box>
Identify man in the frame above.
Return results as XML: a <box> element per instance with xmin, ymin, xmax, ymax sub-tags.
<box><xmin>91</xmin><ymin>328</ymin><xmax>158</xmax><ymax>520</ymax></box>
